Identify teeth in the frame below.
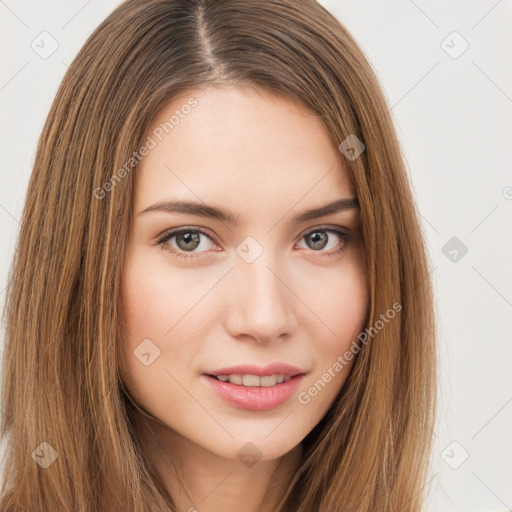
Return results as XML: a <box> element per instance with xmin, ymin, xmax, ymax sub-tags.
<box><xmin>214</xmin><ymin>374</ymin><xmax>293</xmax><ymax>386</ymax></box>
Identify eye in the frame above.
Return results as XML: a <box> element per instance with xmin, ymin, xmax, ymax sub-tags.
<box><xmin>296</xmin><ymin>226</ymin><xmax>353</xmax><ymax>257</ymax></box>
<box><xmin>155</xmin><ymin>227</ymin><xmax>218</xmax><ymax>259</ymax></box>
<box><xmin>155</xmin><ymin>225</ymin><xmax>354</xmax><ymax>260</ymax></box>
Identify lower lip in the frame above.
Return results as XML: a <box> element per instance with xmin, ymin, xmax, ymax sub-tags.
<box><xmin>200</xmin><ymin>374</ymin><xmax>305</xmax><ymax>411</ymax></box>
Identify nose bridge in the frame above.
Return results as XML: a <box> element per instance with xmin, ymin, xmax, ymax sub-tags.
<box><xmin>225</xmin><ymin>244</ymin><xmax>296</xmax><ymax>343</ymax></box>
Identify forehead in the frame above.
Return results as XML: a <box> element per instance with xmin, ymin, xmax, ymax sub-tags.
<box><xmin>134</xmin><ymin>86</ymin><xmax>354</xmax><ymax>218</ymax></box>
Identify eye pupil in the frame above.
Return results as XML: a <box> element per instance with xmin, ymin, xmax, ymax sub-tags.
<box><xmin>307</xmin><ymin>231</ymin><xmax>327</xmax><ymax>250</ymax></box>
<box><xmin>177</xmin><ymin>231</ymin><xmax>200</xmax><ymax>250</ymax></box>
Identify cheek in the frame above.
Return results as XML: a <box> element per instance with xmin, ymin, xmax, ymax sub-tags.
<box><xmin>294</xmin><ymin>265</ymin><xmax>368</xmax><ymax>416</ymax></box>
<box><xmin>122</xmin><ymin>248</ymin><xmax>197</xmax><ymax>341</ymax></box>
<box><xmin>330</xmin><ymin>276</ymin><xmax>368</xmax><ymax>342</ymax></box>
<box><xmin>300</xmin><ymin>255</ymin><xmax>369</xmax><ymax>342</ymax></box>
<box><xmin>119</xmin><ymin>250</ymin><xmax>178</xmax><ymax>378</ymax></box>
<box><xmin>302</xmin><ymin>257</ymin><xmax>368</xmax><ymax>381</ymax></box>
<box><xmin>122</xmin><ymin>267</ymin><xmax>170</xmax><ymax>344</ymax></box>
<box><xmin>120</xmin><ymin>250</ymin><xmax>216</xmax><ymax>377</ymax></box>
<box><xmin>118</xmin><ymin>254</ymin><xmax>200</xmax><ymax>409</ymax></box>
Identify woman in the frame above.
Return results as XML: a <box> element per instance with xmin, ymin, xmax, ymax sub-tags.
<box><xmin>0</xmin><ymin>0</ymin><xmax>437</xmax><ymax>510</ymax></box>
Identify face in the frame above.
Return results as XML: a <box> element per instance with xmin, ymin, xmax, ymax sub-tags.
<box><xmin>119</xmin><ymin>85</ymin><xmax>369</xmax><ymax>464</ymax></box>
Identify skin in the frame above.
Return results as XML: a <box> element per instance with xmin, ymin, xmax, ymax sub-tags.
<box><xmin>119</xmin><ymin>85</ymin><xmax>369</xmax><ymax>512</ymax></box>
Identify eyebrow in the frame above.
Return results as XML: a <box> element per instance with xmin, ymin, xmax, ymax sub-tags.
<box><xmin>138</xmin><ymin>197</ymin><xmax>360</xmax><ymax>225</ymax></box>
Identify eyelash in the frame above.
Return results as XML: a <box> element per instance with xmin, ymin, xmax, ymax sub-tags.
<box><xmin>154</xmin><ymin>225</ymin><xmax>355</xmax><ymax>260</ymax></box>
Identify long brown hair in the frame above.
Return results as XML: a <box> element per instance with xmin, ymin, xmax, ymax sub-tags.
<box><xmin>0</xmin><ymin>0</ymin><xmax>437</xmax><ymax>510</ymax></box>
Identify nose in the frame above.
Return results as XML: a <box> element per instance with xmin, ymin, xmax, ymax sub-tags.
<box><xmin>223</xmin><ymin>254</ymin><xmax>297</xmax><ymax>344</ymax></box>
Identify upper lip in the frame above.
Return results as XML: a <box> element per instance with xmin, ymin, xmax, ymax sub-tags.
<box><xmin>204</xmin><ymin>363</ymin><xmax>307</xmax><ymax>377</ymax></box>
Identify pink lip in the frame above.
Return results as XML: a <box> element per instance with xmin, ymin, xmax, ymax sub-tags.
<box><xmin>200</xmin><ymin>373</ymin><xmax>306</xmax><ymax>411</ymax></box>
<box><xmin>203</xmin><ymin>363</ymin><xmax>306</xmax><ymax>377</ymax></box>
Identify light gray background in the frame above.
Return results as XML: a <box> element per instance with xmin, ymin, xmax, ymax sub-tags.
<box><xmin>1</xmin><ymin>1</ymin><xmax>511</xmax><ymax>511</ymax></box>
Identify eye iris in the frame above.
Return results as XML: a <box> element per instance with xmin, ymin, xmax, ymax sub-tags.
<box><xmin>307</xmin><ymin>231</ymin><xmax>327</xmax><ymax>250</ymax></box>
<box><xmin>176</xmin><ymin>231</ymin><xmax>200</xmax><ymax>251</ymax></box>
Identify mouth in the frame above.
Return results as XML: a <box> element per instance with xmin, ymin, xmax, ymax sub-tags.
<box><xmin>205</xmin><ymin>373</ymin><xmax>304</xmax><ymax>387</ymax></box>
<box><xmin>200</xmin><ymin>372</ymin><xmax>307</xmax><ymax>411</ymax></box>
<box><xmin>202</xmin><ymin>362</ymin><xmax>307</xmax><ymax>387</ymax></box>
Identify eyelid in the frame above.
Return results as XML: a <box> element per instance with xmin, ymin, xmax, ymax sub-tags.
<box><xmin>155</xmin><ymin>223</ymin><xmax>351</xmax><ymax>240</ymax></box>
<box><xmin>299</xmin><ymin>223</ymin><xmax>351</xmax><ymax>236</ymax></box>
<box><xmin>154</xmin><ymin>226</ymin><xmax>219</xmax><ymax>248</ymax></box>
